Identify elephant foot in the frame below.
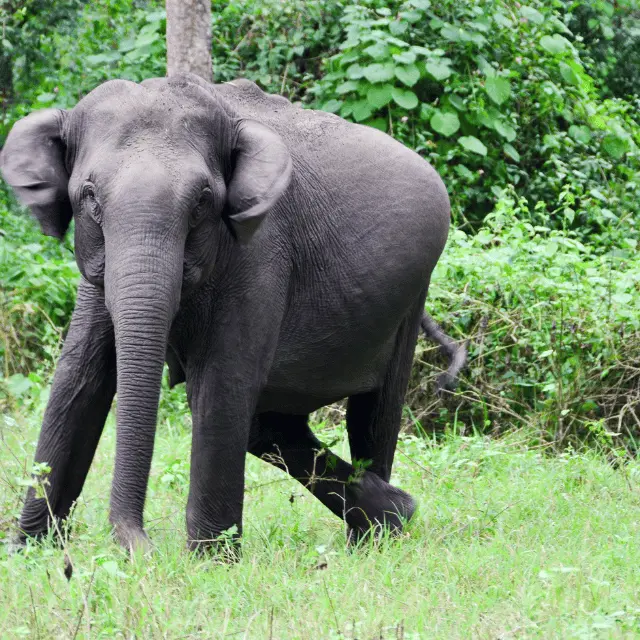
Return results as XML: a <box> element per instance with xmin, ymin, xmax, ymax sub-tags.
<box><xmin>345</xmin><ymin>472</ymin><xmax>416</xmax><ymax>546</ymax></box>
<box><xmin>186</xmin><ymin>519</ymin><xmax>242</xmax><ymax>562</ymax></box>
<box><xmin>112</xmin><ymin>521</ymin><xmax>151</xmax><ymax>556</ymax></box>
<box><xmin>187</xmin><ymin>537</ymin><xmax>241</xmax><ymax>563</ymax></box>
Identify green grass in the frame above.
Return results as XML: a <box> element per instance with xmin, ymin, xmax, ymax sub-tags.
<box><xmin>1</xmin><ymin>403</ymin><xmax>640</xmax><ymax>639</ymax></box>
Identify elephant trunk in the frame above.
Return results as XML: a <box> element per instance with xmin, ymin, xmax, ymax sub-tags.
<box><xmin>104</xmin><ymin>230</ymin><xmax>184</xmax><ymax>547</ymax></box>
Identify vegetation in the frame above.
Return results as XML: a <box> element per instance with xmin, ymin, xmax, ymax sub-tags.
<box><xmin>2</xmin><ymin>415</ymin><xmax>640</xmax><ymax>637</ymax></box>
<box><xmin>0</xmin><ymin>0</ymin><xmax>639</xmax><ymax>635</ymax></box>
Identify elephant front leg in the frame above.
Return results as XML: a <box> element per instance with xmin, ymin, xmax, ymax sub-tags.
<box><xmin>16</xmin><ymin>279</ymin><xmax>116</xmax><ymax>545</ymax></box>
<box><xmin>185</xmin><ymin>369</ymin><xmax>257</xmax><ymax>556</ymax></box>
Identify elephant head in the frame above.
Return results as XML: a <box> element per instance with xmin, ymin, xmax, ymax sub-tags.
<box><xmin>0</xmin><ymin>75</ymin><xmax>292</xmax><ymax>543</ymax></box>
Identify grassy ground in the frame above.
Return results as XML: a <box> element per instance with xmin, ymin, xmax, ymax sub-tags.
<box><xmin>1</xmin><ymin>402</ymin><xmax>640</xmax><ymax>639</ymax></box>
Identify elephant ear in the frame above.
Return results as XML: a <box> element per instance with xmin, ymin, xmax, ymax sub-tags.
<box><xmin>226</xmin><ymin>119</ymin><xmax>292</xmax><ymax>243</ymax></box>
<box><xmin>0</xmin><ymin>109</ymin><xmax>72</xmax><ymax>239</ymax></box>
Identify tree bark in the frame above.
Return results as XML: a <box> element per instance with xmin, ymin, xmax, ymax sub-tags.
<box><xmin>165</xmin><ymin>0</ymin><xmax>212</xmax><ymax>82</ymax></box>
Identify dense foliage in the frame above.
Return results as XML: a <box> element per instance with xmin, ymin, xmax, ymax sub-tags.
<box><xmin>1</xmin><ymin>0</ymin><xmax>639</xmax><ymax>446</ymax></box>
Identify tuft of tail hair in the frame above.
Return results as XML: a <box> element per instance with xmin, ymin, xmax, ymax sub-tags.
<box><xmin>420</xmin><ymin>312</ymin><xmax>467</xmax><ymax>395</ymax></box>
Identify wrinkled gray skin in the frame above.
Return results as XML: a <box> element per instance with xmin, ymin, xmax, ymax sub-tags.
<box><xmin>1</xmin><ymin>74</ymin><xmax>454</xmax><ymax>554</ymax></box>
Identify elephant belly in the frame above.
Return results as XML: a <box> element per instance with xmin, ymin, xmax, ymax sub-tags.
<box><xmin>257</xmin><ymin>309</ymin><xmax>402</xmax><ymax>414</ymax></box>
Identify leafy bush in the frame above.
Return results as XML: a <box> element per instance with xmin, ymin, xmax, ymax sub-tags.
<box><xmin>309</xmin><ymin>0</ymin><xmax>639</xmax><ymax>248</ymax></box>
<box><xmin>412</xmin><ymin>187</ymin><xmax>640</xmax><ymax>446</ymax></box>
<box><xmin>0</xmin><ymin>195</ymin><xmax>79</xmax><ymax>381</ymax></box>
<box><xmin>1</xmin><ymin>0</ymin><xmax>639</xmax><ymax>446</ymax></box>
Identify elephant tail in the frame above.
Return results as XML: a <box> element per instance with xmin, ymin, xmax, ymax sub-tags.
<box><xmin>420</xmin><ymin>312</ymin><xmax>467</xmax><ymax>394</ymax></box>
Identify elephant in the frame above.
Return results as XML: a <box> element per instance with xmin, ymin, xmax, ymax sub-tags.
<box><xmin>1</xmin><ymin>74</ymin><xmax>461</xmax><ymax>555</ymax></box>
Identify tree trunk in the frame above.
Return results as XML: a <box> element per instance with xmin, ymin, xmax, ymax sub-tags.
<box><xmin>165</xmin><ymin>0</ymin><xmax>212</xmax><ymax>82</ymax></box>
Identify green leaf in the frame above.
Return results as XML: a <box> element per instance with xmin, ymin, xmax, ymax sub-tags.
<box><xmin>602</xmin><ymin>134</ymin><xmax>629</xmax><ymax>159</ymax></box>
<box><xmin>440</xmin><ymin>25</ymin><xmax>461</xmax><ymax>42</ymax></box>
<box><xmin>520</xmin><ymin>6</ymin><xmax>544</xmax><ymax>25</ymax></box>
<box><xmin>320</xmin><ymin>99</ymin><xmax>342</xmax><ymax>114</ymax></box>
<box><xmin>36</xmin><ymin>93</ymin><xmax>57</xmax><ymax>103</ymax></box>
<box><xmin>401</xmin><ymin>10</ymin><xmax>422</xmax><ymax>23</ymax></box>
<box><xmin>336</xmin><ymin>80</ymin><xmax>359</xmax><ymax>95</ymax></box>
<box><xmin>363</xmin><ymin>42</ymin><xmax>390</xmax><ymax>60</ymax></box>
<box><xmin>363</xmin><ymin>63</ymin><xmax>396</xmax><ymax>83</ymax></box>
<box><xmin>493</xmin><ymin>12</ymin><xmax>512</xmax><ymax>28</ymax></box>
<box><xmin>568</xmin><ymin>125</ymin><xmax>592</xmax><ymax>144</ymax></box>
<box><xmin>352</xmin><ymin>100</ymin><xmax>374</xmax><ymax>122</ymax></box>
<box><xmin>559</xmin><ymin>61</ymin><xmax>581</xmax><ymax>87</ymax></box>
<box><xmin>484</xmin><ymin>76</ymin><xmax>511</xmax><ymax>105</ymax></box>
<box><xmin>346</xmin><ymin>64</ymin><xmax>366</xmax><ymax>80</ymax></box>
<box><xmin>430</xmin><ymin>110</ymin><xmax>460</xmax><ymax>137</ymax></box>
<box><xmin>407</xmin><ymin>0</ymin><xmax>431</xmax><ymax>9</ymax></box>
<box><xmin>393</xmin><ymin>51</ymin><xmax>417</xmax><ymax>64</ymax></box>
<box><xmin>366</xmin><ymin>84</ymin><xmax>394</xmax><ymax>109</ymax></box>
<box><xmin>389</xmin><ymin>20</ymin><xmax>409</xmax><ymax>36</ymax></box>
<box><xmin>459</xmin><ymin>136</ymin><xmax>487</xmax><ymax>156</ymax></box>
<box><xmin>86</xmin><ymin>52</ymin><xmax>120</xmax><ymax>65</ymax></box>
<box><xmin>364</xmin><ymin>118</ymin><xmax>387</xmax><ymax>132</ymax></box>
<box><xmin>503</xmin><ymin>143</ymin><xmax>520</xmax><ymax>162</ymax></box>
<box><xmin>447</xmin><ymin>94</ymin><xmax>466</xmax><ymax>111</ymax></box>
<box><xmin>395</xmin><ymin>64</ymin><xmax>421</xmax><ymax>87</ymax></box>
<box><xmin>494</xmin><ymin>120</ymin><xmax>516</xmax><ymax>142</ymax></box>
<box><xmin>391</xmin><ymin>87</ymin><xmax>419</xmax><ymax>109</ymax></box>
<box><xmin>540</xmin><ymin>34</ymin><xmax>569</xmax><ymax>55</ymax></box>
<box><xmin>425</xmin><ymin>60</ymin><xmax>452</xmax><ymax>81</ymax></box>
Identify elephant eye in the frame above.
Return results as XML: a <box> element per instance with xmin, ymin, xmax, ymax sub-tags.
<box><xmin>82</xmin><ymin>182</ymin><xmax>102</xmax><ymax>224</ymax></box>
<box><xmin>190</xmin><ymin>187</ymin><xmax>212</xmax><ymax>228</ymax></box>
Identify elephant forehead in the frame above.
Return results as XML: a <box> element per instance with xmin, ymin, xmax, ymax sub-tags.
<box><xmin>71</xmin><ymin>81</ymin><xmax>213</xmax><ymax>150</ymax></box>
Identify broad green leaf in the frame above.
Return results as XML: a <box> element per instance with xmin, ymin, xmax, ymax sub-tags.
<box><xmin>36</xmin><ymin>93</ymin><xmax>57</xmax><ymax>103</ymax></box>
<box><xmin>389</xmin><ymin>20</ymin><xmax>409</xmax><ymax>36</ymax></box>
<box><xmin>363</xmin><ymin>63</ymin><xmax>396</xmax><ymax>83</ymax></box>
<box><xmin>602</xmin><ymin>134</ymin><xmax>629</xmax><ymax>159</ymax></box>
<box><xmin>393</xmin><ymin>51</ymin><xmax>417</xmax><ymax>64</ymax></box>
<box><xmin>520</xmin><ymin>6</ymin><xmax>544</xmax><ymax>24</ymax></box>
<box><xmin>395</xmin><ymin>64</ymin><xmax>421</xmax><ymax>87</ymax></box>
<box><xmin>340</xmin><ymin>50</ymin><xmax>360</xmax><ymax>65</ymax></box>
<box><xmin>447</xmin><ymin>94</ymin><xmax>466</xmax><ymax>111</ymax></box>
<box><xmin>401</xmin><ymin>10</ymin><xmax>422</xmax><ymax>23</ymax></box>
<box><xmin>440</xmin><ymin>25</ymin><xmax>461</xmax><ymax>42</ymax></box>
<box><xmin>391</xmin><ymin>87</ymin><xmax>419</xmax><ymax>109</ymax></box>
<box><xmin>411</xmin><ymin>45</ymin><xmax>432</xmax><ymax>56</ymax></box>
<box><xmin>540</xmin><ymin>34</ymin><xmax>569</xmax><ymax>55</ymax></box>
<box><xmin>320</xmin><ymin>99</ymin><xmax>342</xmax><ymax>114</ymax></box>
<box><xmin>503</xmin><ymin>143</ymin><xmax>520</xmax><ymax>162</ymax></box>
<box><xmin>493</xmin><ymin>12</ymin><xmax>512</xmax><ymax>28</ymax></box>
<box><xmin>568</xmin><ymin>125</ymin><xmax>592</xmax><ymax>144</ymax></box>
<box><xmin>346</xmin><ymin>64</ymin><xmax>366</xmax><ymax>80</ymax></box>
<box><xmin>363</xmin><ymin>42</ymin><xmax>389</xmax><ymax>60</ymax></box>
<box><xmin>425</xmin><ymin>60</ymin><xmax>452</xmax><ymax>81</ymax></box>
<box><xmin>494</xmin><ymin>120</ymin><xmax>516</xmax><ymax>142</ymax></box>
<box><xmin>430</xmin><ymin>110</ymin><xmax>460</xmax><ymax>137</ymax></box>
<box><xmin>134</xmin><ymin>31</ymin><xmax>160</xmax><ymax>48</ymax></box>
<box><xmin>459</xmin><ymin>136</ymin><xmax>487</xmax><ymax>156</ymax></box>
<box><xmin>364</xmin><ymin>118</ymin><xmax>387</xmax><ymax>132</ymax></box>
<box><xmin>336</xmin><ymin>80</ymin><xmax>359</xmax><ymax>95</ymax></box>
<box><xmin>352</xmin><ymin>100</ymin><xmax>374</xmax><ymax>122</ymax></box>
<box><xmin>366</xmin><ymin>84</ymin><xmax>394</xmax><ymax>109</ymax></box>
<box><xmin>86</xmin><ymin>52</ymin><xmax>120</xmax><ymax>65</ymax></box>
<box><xmin>408</xmin><ymin>0</ymin><xmax>431</xmax><ymax>9</ymax></box>
<box><xmin>559</xmin><ymin>61</ymin><xmax>581</xmax><ymax>87</ymax></box>
<box><xmin>485</xmin><ymin>76</ymin><xmax>511</xmax><ymax>105</ymax></box>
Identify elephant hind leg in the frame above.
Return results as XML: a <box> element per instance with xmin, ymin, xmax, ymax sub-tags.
<box><xmin>248</xmin><ymin>412</ymin><xmax>415</xmax><ymax>537</ymax></box>
<box><xmin>345</xmin><ymin>291</ymin><xmax>427</xmax><ymax>538</ymax></box>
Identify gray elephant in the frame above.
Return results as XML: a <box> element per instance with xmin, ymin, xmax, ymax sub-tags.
<box><xmin>1</xmin><ymin>74</ymin><xmax>461</xmax><ymax>554</ymax></box>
